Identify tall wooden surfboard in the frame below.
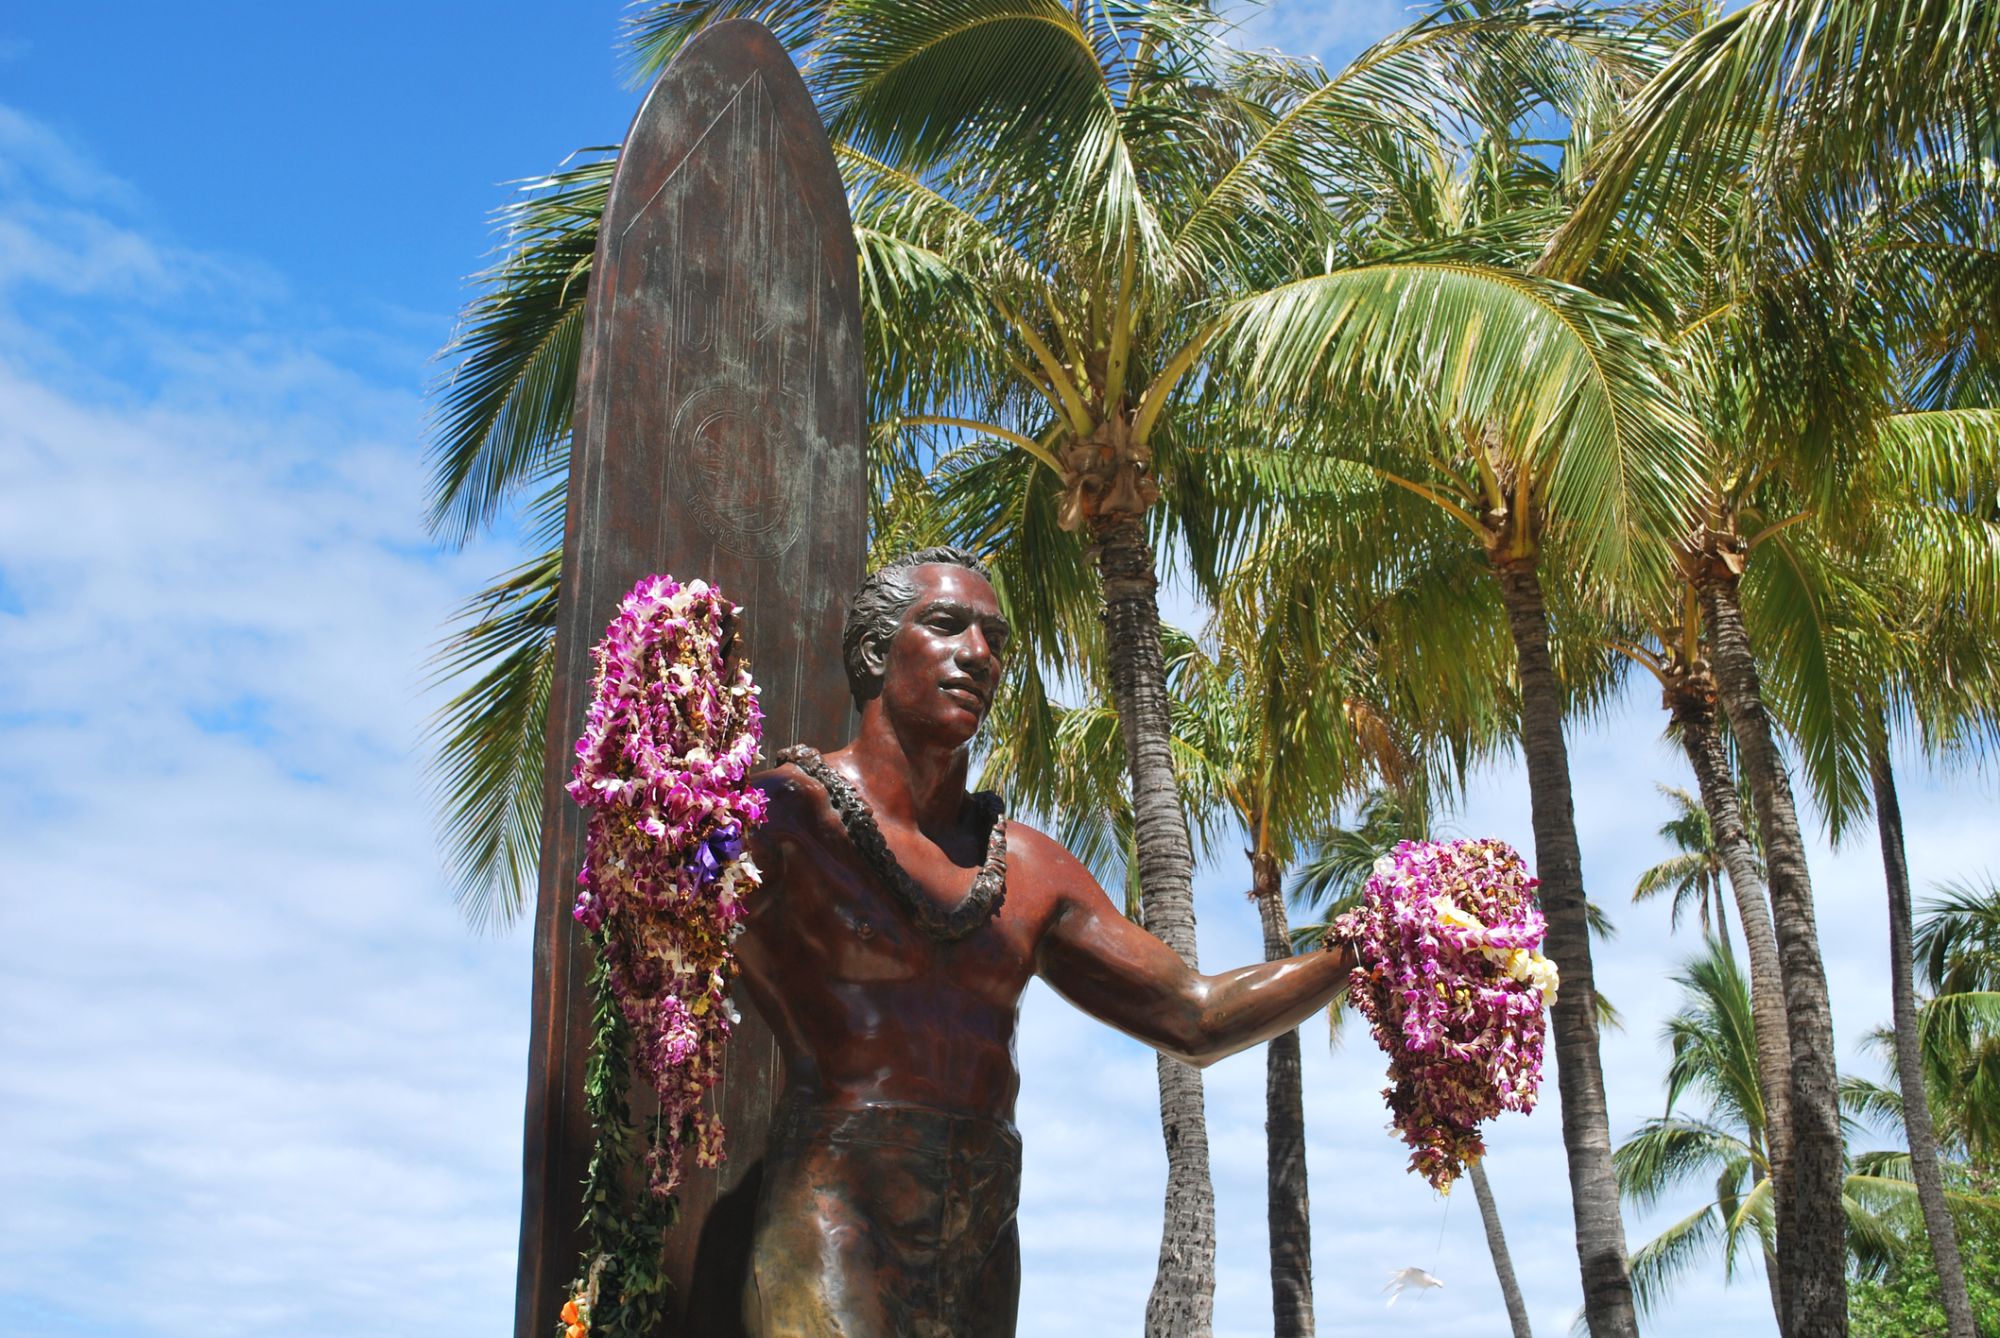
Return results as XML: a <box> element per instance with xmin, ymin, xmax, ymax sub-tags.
<box><xmin>515</xmin><ymin>21</ymin><xmax>864</xmax><ymax>1337</ymax></box>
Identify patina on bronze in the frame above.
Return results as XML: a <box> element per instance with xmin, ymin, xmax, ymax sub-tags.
<box><xmin>515</xmin><ymin>20</ymin><xmax>863</xmax><ymax>1338</ymax></box>
<box><xmin>729</xmin><ymin>549</ymin><xmax>1358</xmax><ymax>1334</ymax></box>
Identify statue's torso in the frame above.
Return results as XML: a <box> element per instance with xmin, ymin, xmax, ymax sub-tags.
<box><xmin>735</xmin><ymin>764</ymin><xmax>1068</xmax><ymax>1126</ymax></box>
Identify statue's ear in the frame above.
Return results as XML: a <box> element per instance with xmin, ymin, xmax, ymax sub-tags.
<box><xmin>857</xmin><ymin>627</ymin><xmax>892</xmax><ymax>685</ymax></box>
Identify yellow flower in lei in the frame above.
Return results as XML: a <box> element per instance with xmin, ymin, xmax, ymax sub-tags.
<box><xmin>1433</xmin><ymin>896</ymin><xmax>1487</xmax><ymax>934</ymax></box>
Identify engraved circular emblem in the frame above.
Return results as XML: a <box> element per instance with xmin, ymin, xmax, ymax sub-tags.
<box><xmin>669</xmin><ymin>384</ymin><xmax>808</xmax><ymax>558</ymax></box>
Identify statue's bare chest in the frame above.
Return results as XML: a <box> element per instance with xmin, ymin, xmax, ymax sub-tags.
<box><xmin>742</xmin><ymin>814</ymin><xmax>1045</xmax><ymax>1006</ymax></box>
<box><xmin>822</xmin><ymin>841</ymin><xmax>1029</xmax><ymax>983</ymax></box>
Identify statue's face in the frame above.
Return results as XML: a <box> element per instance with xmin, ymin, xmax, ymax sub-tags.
<box><xmin>872</xmin><ymin>564</ymin><xmax>1010</xmax><ymax>744</ymax></box>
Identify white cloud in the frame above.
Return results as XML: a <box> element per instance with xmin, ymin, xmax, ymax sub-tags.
<box><xmin>0</xmin><ymin>110</ymin><xmax>525</xmax><ymax>1336</ymax></box>
<box><xmin>0</xmin><ymin>103</ymin><xmax>287</xmax><ymax>342</ymax></box>
<box><xmin>0</xmin><ymin>104</ymin><xmax>134</xmax><ymax>206</ymax></box>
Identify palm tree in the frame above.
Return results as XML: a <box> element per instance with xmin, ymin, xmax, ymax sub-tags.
<box><xmin>1572</xmin><ymin>159</ymin><xmax>2000</xmax><ymax>1338</ymax></box>
<box><xmin>1207</xmin><ymin>24</ymin><xmax>1713</xmax><ymax>1329</ymax></box>
<box><xmin>1468</xmin><ymin>1159</ymin><xmax>1536</xmax><ymax>1338</ymax></box>
<box><xmin>984</xmin><ymin>512</ymin><xmax>1495</xmax><ymax>1335</ymax></box>
<box><xmin>1868</xmin><ymin>760</ymin><xmax>1983</xmax><ymax>1338</ymax></box>
<box><xmin>1838</xmin><ymin>1029</ymin><xmax>2000</xmax><ymax>1337</ymax></box>
<box><xmin>428</xmin><ymin>6</ymin><xmax>1704</xmax><ymax>1330</ymax></box>
<box><xmin>1844</xmin><ymin>320</ymin><xmax>2000</xmax><ymax>1338</ymax></box>
<box><xmin>1912</xmin><ymin>880</ymin><xmax>2000</xmax><ymax>1169</ymax></box>
<box><xmin>1839</xmin><ymin>891</ymin><xmax>2000</xmax><ymax>1337</ymax></box>
<box><xmin>1620</xmin><ymin>603</ymin><xmax>1797</xmax><ymax>1241</ymax></box>
<box><xmin>1632</xmin><ymin>783</ymin><xmax>1744</xmax><ymax>948</ymax></box>
<box><xmin>1543</xmin><ymin>2</ymin><xmax>2000</xmax><ymax>1324</ymax></box>
<box><xmin>1205</xmin><ymin>532</ymin><xmax>1519</xmax><ymax>1335</ymax></box>
<box><xmin>1615</xmin><ymin>944</ymin><xmax>1958</xmax><ymax>1326</ymax></box>
<box><xmin>1665</xmin><ymin>228</ymin><xmax>2000</xmax><ymax>1334</ymax></box>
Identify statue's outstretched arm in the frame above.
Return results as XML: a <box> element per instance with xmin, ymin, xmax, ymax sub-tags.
<box><xmin>1024</xmin><ymin>825</ymin><xmax>1354</xmax><ymax>1067</ymax></box>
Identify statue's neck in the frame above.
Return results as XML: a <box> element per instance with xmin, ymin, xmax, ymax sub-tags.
<box><xmin>839</xmin><ymin>709</ymin><xmax>972</xmax><ymax>837</ymax></box>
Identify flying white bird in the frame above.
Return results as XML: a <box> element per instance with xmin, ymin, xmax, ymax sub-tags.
<box><xmin>1383</xmin><ymin>1267</ymin><xmax>1446</xmax><ymax>1305</ymax></box>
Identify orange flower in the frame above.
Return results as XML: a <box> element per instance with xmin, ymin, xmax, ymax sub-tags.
<box><xmin>560</xmin><ymin>1301</ymin><xmax>580</xmax><ymax>1326</ymax></box>
<box><xmin>566</xmin><ymin>1325</ymin><xmax>588</xmax><ymax>1338</ymax></box>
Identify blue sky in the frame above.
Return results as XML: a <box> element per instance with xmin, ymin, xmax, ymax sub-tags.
<box><xmin>0</xmin><ymin>5</ymin><xmax>1984</xmax><ymax>1337</ymax></box>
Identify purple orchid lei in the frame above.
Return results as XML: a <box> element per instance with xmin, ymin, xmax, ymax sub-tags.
<box><xmin>567</xmin><ymin>574</ymin><xmax>766</xmax><ymax>1195</ymax></box>
<box><xmin>1331</xmin><ymin>838</ymin><xmax>1559</xmax><ymax>1191</ymax></box>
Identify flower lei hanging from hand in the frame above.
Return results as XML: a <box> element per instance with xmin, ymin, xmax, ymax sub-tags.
<box><xmin>568</xmin><ymin>573</ymin><xmax>766</xmax><ymax>1195</ymax></box>
<box><xmin>1332</xmin><ymin>838</ymin><xmax>1559</xmax><ymax>1191</ymax></box>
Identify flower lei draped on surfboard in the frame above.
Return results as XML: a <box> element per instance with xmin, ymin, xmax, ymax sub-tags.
<box><xmin>1332</xmin><ymin>838</ymin><xmax>1559</xmax><ymax>1191</ymax></box>
<box><xmin>568</xmin><ymin>573</ymin><xmax>766</xmax><ymax>1196</ymax></box>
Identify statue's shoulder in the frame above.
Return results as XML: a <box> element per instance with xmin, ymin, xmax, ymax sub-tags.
<box><xmin>749</xmin><ymin>752</ymin><xmax>834</xmax><ymax>835</ymax></box>
<box><xmin>993</xmin><ymin>813</ymin><xmax>1097</xmax><ymax>896</ymax></box>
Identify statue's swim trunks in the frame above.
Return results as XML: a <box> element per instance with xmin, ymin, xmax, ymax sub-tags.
<box><xmin>746</xmin><ymin>1096</ymin><xmax>1022</xmax><ymax>1337</ymax></box>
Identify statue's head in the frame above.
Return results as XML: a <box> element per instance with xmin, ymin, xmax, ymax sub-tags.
<box><xmin>842</xmin><ymin>547</ymin><xmax>1008</xmax><ymax>731</ymax></box>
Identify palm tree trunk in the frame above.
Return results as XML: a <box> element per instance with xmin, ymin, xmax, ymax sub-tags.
<box><xmin>1870</xmin><ymin>743</ymin><xmax>1977</xmax><ymax>1338</ymax></box>
<box><xmin>1494</xmin><ymin>563</ymin><xmax>1637</xmax><ymax>1338</ymax></box>
<box><xmin>1251</xmin><ymin>848</ymin><xmax>1314</xmax><ymax>1337</ymax></box>
<box><xmin>1093</xmin><ymin>513</ymin><xmax>1215</xmax><ymax>1338</ymax></box>
<box><xmin>1669</xmin><ymin>683</ymin><xmax>1794</xmax><ymax>1282</ymax></box>
<box><xmin>1700</xmin><ymin>572</ymin><xmax>1848</xmax><ymax>1336</ymax></box>
<box><xmin>1712</xmin><ymin>870</ymin><xmax>1732</xmax><ymax>957</ymax></box>
<box><xmin>1468</xmin><ymin>1159</ymin><xmax>1534</xmax><ymax>1338</ymax></box>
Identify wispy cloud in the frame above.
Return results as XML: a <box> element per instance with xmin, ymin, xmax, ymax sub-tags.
<box><xmin>0</xmin><ymin>105</ymin><xmax>135</xmax><ymax>206</ymax></box>
<box><xmin>0</xmin><ymin>106</ymin><xmax>524</xmax><ymax>1338</ymax></box>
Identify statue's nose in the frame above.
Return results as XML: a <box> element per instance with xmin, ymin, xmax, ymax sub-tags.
<box><xmin>957</xmin><ymin>629</ymin><xmax>994</xmax><ymax>670</ymax></box>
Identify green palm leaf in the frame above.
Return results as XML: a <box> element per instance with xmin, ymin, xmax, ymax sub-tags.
<box><xmin>425</xmin><ymin>154</ymin><xmax>610</xmax><ymax>545</ymax></box>
<box><xmin>1548</xmin><ymin>0</ymin><xmax>2000</xmax><ymax>274</ymax></box>
<box><xmin>1738</xmin><ymin>527</ymin><xmax>1876</xmax><ymax>835</ymax></box>
<box><xmin>425</xmin><ymin>542</ymin><xmax>562</xmax><ymax>928</ymax></box>
<box><xmin>624</xmin><ymin>1</ymin><xmax>830</xmax><ymax>83</ymax></box>
<box><xmin>1626</xmin><ymin>1201</ymin><xmax>1726</xmax><ymax>1318</ymax></box>
<box><xmin>1615</xmin><ymin>1116</ymin><xmax>1752</xmax><ymax>1208</ymax></box>
<box><xmin>1211</xmin><ymin>261</ymin><xmax>1706</xmax><ymax>588</ymax></box>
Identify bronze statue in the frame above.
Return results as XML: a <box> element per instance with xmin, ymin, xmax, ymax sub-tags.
<box><xmin>732</xmin><ymin>547</ymin><xmax>1356</xmax><ymax>1335</ymax></box>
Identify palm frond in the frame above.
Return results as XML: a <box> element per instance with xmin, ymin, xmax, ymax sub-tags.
<box><xmin>1739</xmin><ymin>527</ymin><xmax>1875</xmax><ymax>837</ymax></box>
<box><xmin>623</xmin><ymin>1</ymin><xmax>830</xmax><ymax>84</ymax></box>
<box><xmin>1917</xmin><ymin>878</ymin><xmax>2000</xmax><ymax>993</ymax></box>
<box><xmin>1212</xmin><ymin>261</ymin><xmax>1706</xmax><ymax>589</ymax></box>
<box><xmin>1548</xmin><ymin>0</ymin><xmax>2000</xmax><ymax>274</ymax></box>
<box><xmin>1837</xmin><ymin>1073</ymin><xmax>1907</xmax><ymax>1133</ymax></box>
<box><xmin>1614</xmin><ymin>1116</ymin><xmax>1751</xmax><ymax>1207</ymax></box>
<box><xmin>1627</xmin><ymin>1202</ymin><xmax>1725</xmax><ymax>1318</ymax></box>
<box><xmin>426</xmin><ymin>154</ymin><xmax>611</xmax><ymax>546</ymax></box>
<box><xmin>425</xmin><ymin>543</ymin><xmax>562</xmax><ymax>928</ymax></box>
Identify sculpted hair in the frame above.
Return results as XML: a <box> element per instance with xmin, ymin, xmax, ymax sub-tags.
<box><xmin>841</xmin><ymin>546</ymin><xmax>993</xmax><ymax>704</ymax></box>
